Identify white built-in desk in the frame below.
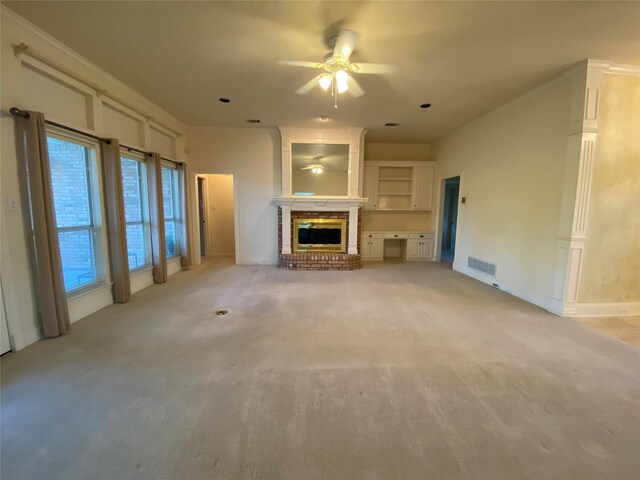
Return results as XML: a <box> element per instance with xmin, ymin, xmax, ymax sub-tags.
<box><xmin>361</xmin><ymin>231</ymin><xmax>435</xmax><ymax>261</ymax></box>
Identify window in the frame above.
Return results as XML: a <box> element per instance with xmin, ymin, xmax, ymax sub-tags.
<box><xmin>47</xmin><ymin>133</ymin><xmax>106</xmax><ymax>292</ymax></box>
<box><xmin>121</xmin><ymin>154</ymin><xmax>152</xmax><ymax>271</ymax></box>
<box><xmin>161</xmin><ymin>164</ymin><xmax>180</xmax><ymax>258</ymax></box>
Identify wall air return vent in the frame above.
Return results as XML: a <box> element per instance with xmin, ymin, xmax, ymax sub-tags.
<box><xmin>468</xmin><ymin>256</ymin><xmax>496</xmax><ymax>277</ymax></box>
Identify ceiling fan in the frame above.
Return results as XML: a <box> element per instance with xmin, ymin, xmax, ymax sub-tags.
<box><xmin>278</xmin><ymin>29</ymin><xmax>395</xmax><ymax>108</ymax></box>
<box><xmin>301</xmin><ymin>163</ymin><xmax>325</xmax><ymax>177</ymax></box>
<box><xmin>300</xmin><ymin>156</ymin><xmax>330</xmax><ymax>177</ymax></box>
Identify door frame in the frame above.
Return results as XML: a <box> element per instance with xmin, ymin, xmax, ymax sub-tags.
<box><xmin>435</xmin><ymin>174</ymin><xmax>463</xmax><ymax>263</ymax></box>
<box><xmin>196</xmin><ymin>176</ymin><xmax>209</xmax><ymax>257</ymax></box>
<box><xmin>194</xmin><ymin>174</ymin><xmax>211</xmax><ymax>263</ymax></box>
<box><xmin>193</xmin><ymin>173</ymin><xmax>240</xmax><ymax>266</ymax></box>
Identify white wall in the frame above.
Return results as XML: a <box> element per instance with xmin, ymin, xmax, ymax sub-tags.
<box><xmin>0</xmin><ymin>7</ymin><xmax>187</xmax><ymax>349</ymax></box>
<box><xmin>187</xmin><ymin>127</ymin><xmax>280</xmax><ymax>265</ymax></box>
<box><xmin>205</xmin><ymin>174</ymin><xmax>235</xmax><ymax>256</ymax></box>
<box><xmin>434</xmin><ymin>75</ymin><xmax>572</xmax><ymax>310</ymax></box>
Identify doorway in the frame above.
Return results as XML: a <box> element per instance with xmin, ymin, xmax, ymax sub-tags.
<box><xmin>198</xmin><ymin>174</ymin><xmax>236</xmax><ymax>263</ymax></box>
<box><xmin>197</xmin><ymin>177</ymin><xmax>206</xmax><ymax>256</ymax></box>
<box><xmin>441</xmin><ymin>176</ymin><xmax>460</xmax><ymax>263</ymax></box>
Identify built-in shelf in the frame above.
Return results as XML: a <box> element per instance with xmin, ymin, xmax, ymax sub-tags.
<box><xmin>363</xmin><ymin>161</ymin><xmax>435</xmax><ymax>211</ymax></box>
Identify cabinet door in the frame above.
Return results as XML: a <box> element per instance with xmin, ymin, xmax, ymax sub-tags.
<box><xmin>370</xmin><ymin>238</ymin><xmax>384</xmax><ymax>259</ymax></box>
<box><xmin>360</xmin><ymin>238</ymin><xmax>371</xmax><ymax>258</ymax></box>
<box><xmin>363</xmin><ymin>165</ymin><xmax>379</xmax><ymax>209</ymax></box>
<box><xmin>423</xmin><ymin>239</ymin><xmax>435</xmax><ymax>259</ymax></box>
<box><xmin>412</xmin><ymin>165</ymin><xmax>434</xmax><ymax>210</ymax></box>
<box><xmin>406</xmin><ymin>239</ymin><xmax>421</xmax><ymax>260</ymax></box>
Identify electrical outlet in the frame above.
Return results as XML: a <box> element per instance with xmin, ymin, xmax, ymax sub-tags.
<box><xmin>8</xmin><ymin>198</ymin><xmax>18</xmax><ymax>212</ymax></box>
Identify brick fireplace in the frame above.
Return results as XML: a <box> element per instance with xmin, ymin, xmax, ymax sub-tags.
<box><xmin>273</xmin><ymin>126</ymin><xmax>367</xmax><ymax>271</ymax></box>
<box><xmin>277</xmin><ymin>208</ymin><xmax>362</xmax><ymax>270</ymax></box>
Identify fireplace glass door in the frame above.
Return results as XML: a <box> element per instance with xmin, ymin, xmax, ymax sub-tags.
<box><xmin>293</xmin><ymin>218</ymin><xmax>347</xmax><ymax>253</ymax></box>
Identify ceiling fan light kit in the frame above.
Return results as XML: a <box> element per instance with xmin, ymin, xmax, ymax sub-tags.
<box><xmin>280</xmin><ymin>29</ymin><xmax>395</xmax><ymax>109</ymax></box>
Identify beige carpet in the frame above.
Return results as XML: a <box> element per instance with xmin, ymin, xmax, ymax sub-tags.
<box><xmin>2</xmin><ymin>258</ymin><xmax>639</xmax><ymax>480</ymax></box>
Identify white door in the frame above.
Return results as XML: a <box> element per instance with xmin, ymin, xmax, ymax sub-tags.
<box><xmin>0</xmin><ymin>280</ymin><xmax>11</xmax><ymax>354</ymax></box>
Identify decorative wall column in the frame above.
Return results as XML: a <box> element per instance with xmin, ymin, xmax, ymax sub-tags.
<box><xmin>348</xmin><ymin>206</ymin><xmax>359</xmax><ymax>254</ymax></box>
<box><xmin>281</xmin><ymin>206</ymin><xmax>292</xmax><ymax>254</ymax></box>
<box><xmin>347</xmin><ymin>128</ymin><xmax>364</xmax><ymax>198</ymax></box>
<box><xmin>553</xmin><ymin>60</ymin><xmax>608</xmax><ymax>315</ymax></box>
<box><xmin>280</xmin><ymin>127</ymin><xmax>292</xmax><ymax>197</ymax></box>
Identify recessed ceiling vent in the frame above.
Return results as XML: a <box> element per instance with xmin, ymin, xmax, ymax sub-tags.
<box><xmin>468</xmin><ymin>256</ymin><xmax>496</xmax><ymax>277</ymax></box>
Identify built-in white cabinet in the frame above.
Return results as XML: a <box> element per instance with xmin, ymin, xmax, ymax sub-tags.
<box><xmin>361</xmin><ymin>231</ymin><xmax>435</xmax><ymax>261</ymax></box>
<box><xmin>362</xmin><ymin>161</ymin><xmax>434</xmax><ymax>211</ymax></box>
<box><xmin>361</xmin><ymin>233</ymin><xmax>384</xmax><ymax>260</ymax></box>
<box><xmin>411</xmin><ymin>164</ymin><xmax>434</xmax><ymax>210</ymax></box>
<box><xmin>406</xmin><ymin>234</ymin><xmax>434</xmax><ymax>260</ymax></box>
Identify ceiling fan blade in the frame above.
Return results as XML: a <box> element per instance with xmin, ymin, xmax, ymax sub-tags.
<box><xmin>296</xmin><ymin>75</ymin><xmax>321</xmax><ymax>95</ymax></box>
<box><xmin>347</xmin><ymin>77</ymin><xmax>364</xmax><ymax>97</ymax></box>
<box><xmin>333</xmin><ymin>29</ymin><xmax>358</xmax><ymax>59</ymax></box>
<box><xmin>301</xmin><ymin>165</ymin><xmax>315</xmax><ymax>170</ymax></box>
<box><xmin>277</xmin><ymin>60</ymin><xmax>322</xmax><ymax>69</ymax></box>
<box><xmin>352</xmin><ymin>63</ymin><xmax>397</xmax><ymax>75</ymax></box>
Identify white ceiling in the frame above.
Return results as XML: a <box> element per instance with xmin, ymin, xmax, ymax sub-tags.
<box><xmin>4</xmin><ymin>1</ymin><xmax>640</xmax><ymax>142</ymax></box>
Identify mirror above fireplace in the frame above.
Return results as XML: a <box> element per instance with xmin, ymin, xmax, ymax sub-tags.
<box><xmin>277</xmin><ymin>126</ymin><xmax>365</xmax><ymax>199</ymax></box>
<box><xmin>292</xmin><ymin>143</ymin><xmax>349</xmax><ymax>196</ymax></box>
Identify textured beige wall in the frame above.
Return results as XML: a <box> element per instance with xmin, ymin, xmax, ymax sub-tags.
<box><xmin>578</xmin><ymin>74</ymin><xmax>640</xmax><ymax>303</ymax></box>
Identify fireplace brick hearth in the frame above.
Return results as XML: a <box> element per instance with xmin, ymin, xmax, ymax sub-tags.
<box><xmin>277</xmin><ymin>208</ymin><xmax>362</xmax><ymax>270</ymax></box>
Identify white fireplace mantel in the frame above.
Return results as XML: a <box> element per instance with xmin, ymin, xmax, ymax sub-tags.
<box><xmin>274</xmin><ymin>197</ymin><xmax>366</xmax><ymax>255</ymax></box>
<box><xmin>274</xmin><ymin>196</ymin><xmax>367</xmax><ymax>211</ymax></box>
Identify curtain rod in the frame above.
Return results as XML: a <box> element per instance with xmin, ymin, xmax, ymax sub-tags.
<box><xmin>120</xmin><ymin>145</ymin><xmax>184</xmax><ymax>166</ymax></box>
<box><xmin>160</xmin><ymin>156</ymin><xmax>185</xmax><ymax>167</ymax></box>
<box><xmin>10</xmin><ymin>107</ymin><xmax>111</xmax><ymax>144</ymax></box>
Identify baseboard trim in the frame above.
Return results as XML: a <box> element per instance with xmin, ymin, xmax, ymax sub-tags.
<box><xmin>570</xmin><ymin>302</ymin><xmax>640</xmax><ymax>317</ymax></box>
<box><xmin>453</xmin><ymin>262</ymin><xmax>556</xmax><ymax>314</ymax></box>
